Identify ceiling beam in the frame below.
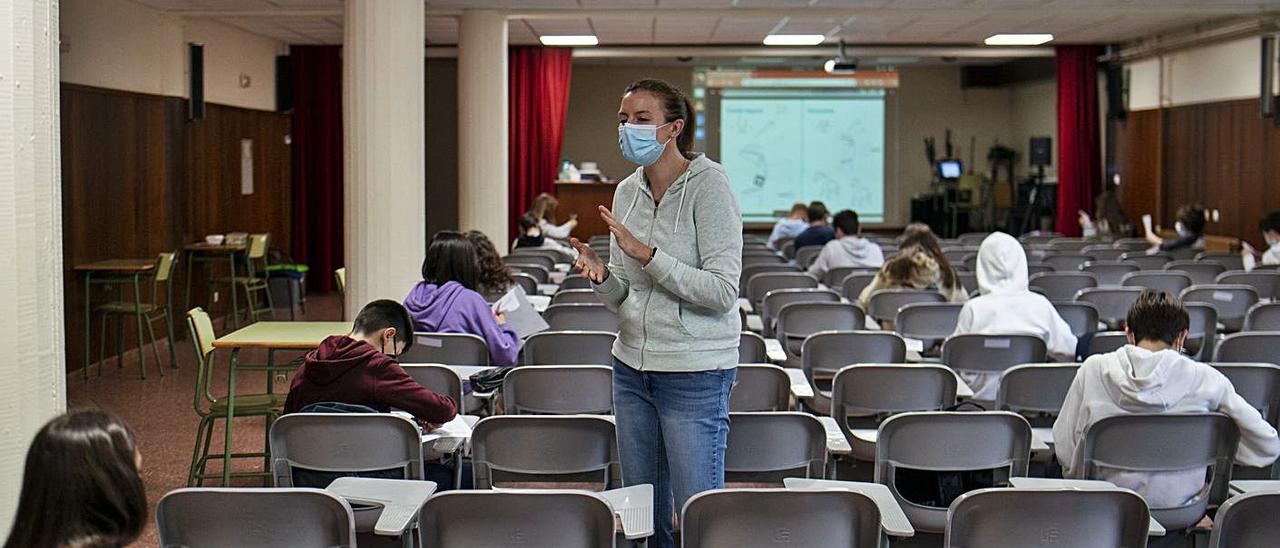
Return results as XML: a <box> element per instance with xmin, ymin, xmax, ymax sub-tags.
<box><xmin>422</xmin><ymin>44</ymin><xmax>1053</xmax><ymax>59</ymax></box>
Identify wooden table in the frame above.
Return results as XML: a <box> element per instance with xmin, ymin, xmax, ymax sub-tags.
<box><xmin>183</xmin><ymin>242</ymin><xmax>248</xmax><ymax>327</ymax></box>
<box><xmin>75</xmin><ymin>259</ymin><xmax>157</xmax><ymax>378</ymax></box>
<box><xmin>212</xmin><ymin>321</ymin><xmax>352</xmax><ymax>484</ymax></box>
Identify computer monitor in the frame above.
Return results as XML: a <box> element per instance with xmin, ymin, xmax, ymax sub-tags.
<box><xmin>938</xmin><ymin>160</ymin><xmax>962</xmax><ymax>180</ymax></box>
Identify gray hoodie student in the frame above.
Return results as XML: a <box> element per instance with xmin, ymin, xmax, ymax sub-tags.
<box><xmin>806</xmin><ymin>209</ymin><xmax>884</xmax><ymax>279</ymax></box>
<box><xmin>592</xmin><ymin>153</ymin><xmax>743</xmax><ymax>372</ymax></box>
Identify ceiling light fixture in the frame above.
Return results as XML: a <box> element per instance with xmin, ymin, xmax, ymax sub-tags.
<box><xmin>539</xmin><ymin>35</ymin><xmax>599</xmax><ymax>47</ymax></box>
<box><xmin>984</xmin><ymin>33</ymin><xmax>1054</xmax><ymax>46</ymax></box>
<box><xmin>763</xmin><ymin>34</ymin><xmax>825</xmax><ymax>46</ymax></box>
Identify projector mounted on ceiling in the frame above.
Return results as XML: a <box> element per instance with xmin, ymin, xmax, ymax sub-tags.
<box><xmin>824</xmin><ymin>39</ymin><xmax>858</xmax><ymax>74</ymax></box>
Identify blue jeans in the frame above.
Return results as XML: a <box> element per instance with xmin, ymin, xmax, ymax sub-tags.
<box><xmin>612</xmin><ymin>359</ymin><xmax>735</xmax><ymax>548</ymax></box>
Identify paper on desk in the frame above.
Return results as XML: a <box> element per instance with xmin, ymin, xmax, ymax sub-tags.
<box><xmin>492</xmin><ymin>286</ymin><xmax>549</xmax><ymax>339</ymax></box>
<box><xmin>418</xmin><ymin>414</ymin><xmax>473</xmax><ymax>443</ymax></box>
<box><xmin>903</xmin><ymin>338</ymin><xmax>924</xmax><ymax>353</ymax></box>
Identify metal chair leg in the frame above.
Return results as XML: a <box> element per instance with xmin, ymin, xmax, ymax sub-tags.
<box><xmin>97</xmin><ymin>312</ymin><xmax>108</xmax><ymax>376</ymax></box>
<box><xmin>163</xmin><ymin>309</ymin><xmax>177</xmax><ymax>368</ymax></box>
<box><xmin>144</xmin><ymin>314</ymin><xmax>163</xmax><ymax>377</ymax></box>
<box><xmin>188</xmin><ymin>415</ymin><xmax>211</xmax><ymax>486</ymax></box>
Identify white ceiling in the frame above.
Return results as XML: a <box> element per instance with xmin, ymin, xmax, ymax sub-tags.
<box><xmin>131</xmin><ymin>0</ymin><xmax>1280</xmax><ymax>47</ymax></box>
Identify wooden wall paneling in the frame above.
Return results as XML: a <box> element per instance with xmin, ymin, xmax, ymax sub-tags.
<box><xmin>1113</xmin><ymin>109</ymin><xmax>1162</xmax><ymax>226</ymax></box>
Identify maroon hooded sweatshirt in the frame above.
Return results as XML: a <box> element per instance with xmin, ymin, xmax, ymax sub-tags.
<box><xmin>284</xmin><ymin>335</ymin><xmax>457</xmax><ymax>425</ymax></box>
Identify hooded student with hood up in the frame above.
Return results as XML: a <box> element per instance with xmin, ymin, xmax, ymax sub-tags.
<box><xmin>1053</xmin><ymin>290</ymin><xmax>1279</xmax><ymax>508</ymax></box>
<box><xmin>807</xmin><ymin>209</ymin><xmax>884</xmax><ymax>279</ymax></box>
<box><xmin>952</xmin><ymin>232</ymin><xmax>1077</xmax><ymax>400</ymax></box>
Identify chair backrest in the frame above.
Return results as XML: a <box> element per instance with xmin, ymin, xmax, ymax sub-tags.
<box><xmin>559</xmin><ymin>274</ymin><xmax>592</xmax><ymax>290</ymax></box>
<box><xmin>725</xmin><ymin>413</ymin><xmax>827</xmax><ymax>483</ymax></box>
<box><xmin>269</xmin><ymin>413</ymin><xmax>424</xmax><ymax>487</ymax></box>
<box><xmin>1085</xmin><ymin>331</ymin><xmax>1129</xmax><ymax>357</ymax></box>
<box><xmin>1207</xmin><ymin>491</ymin><xmax>1280</xmax><ymax>548</ymax></box>
<box><xmin>996</xmin><ymin>363</ymin><xmax>1079</xmax><ymax>415</ymax></box>
<box><xmin>1029</xmin><ymin>272</ymin><xmax>1098</xmax><ymax>301</ymax></box>
<box><xmin>940</xmin><ymin>333</ymin><xmax>1047</xmax><ymax>374</ymax></box>
<box><xmin>822</xmin><ymin>265</ymin><xmax>868</xmax><ymax>287</ymax></box>
<box><xmin>957</xmin><ymin>271</ymin><xmax>978</xmax><ymax>294</ymax></box>
<box><xmin>523</xmin><ymin>330</ymin><xmax>616</xmax><ymax>365</ymax></box>
<box><xmin>738</xmin><ymin>332</ymin><xmax>768</xmax><ymax>364</ymax></box>
<box><xmin>542</xmin><ymin>303</ymin><xmax>618</xmax><ymax>332</ymax></box>
<box><xmin>420</xmin><ymin>490</ymin><xmax>615</xmax><ymax>548</ymax></box>
<box><xmin>399</xmin><ymin>332</ymin><xmax>489</xmax><ymax>366</ymax></box>
<box><xmin>729</xmin><ymin>364</ymin><xmax>790</xmax><ymax>411</ymax></box>
<box><xmin>1108</xmin><ymin>238</ymin><xmax>1149</xmax><ymax>251</ymax></box>
<box><xmin>944</xmin><ymin>488</ymin><xmax>1150</xmax><ymax>548</ymax></box>
<box><xmin>739</xmin><ymin>263</ymin><xmax>802</xmax><ymax>297</ymax></box>
<box><xmin>1245</xmin><ymin>302</ymin><xmax>1280</xmax><ymax>331</ymax></box>
<box><xmin>1196</xmin><ymin>251</ymin><xmax>1245</xmax><ymax>272</ymax></box>
<box><xmin>550</xmin><ymin>289</ymin><xmax>599</xmax><ymax>305</ymax></box>
<box><xmin>186</xmin><ymin>308</ymin><xmax>218</xmax><ymax>414</ymax></box>
<box><xmin>875</xmin><ymin>412</ymin><xmax>1032</xmax><ymax>533</ymax></box>
<box><xmin>682</xmin><ymin>488</ymin><xmax>881</xmax><ymax>548</ymax></box>
<box><xmin>742</xmin><ymin>253</ymin><xmax>787</xmax><ymax>266</ymax></box>
<box><xmin>157</xmin><ymin>488</ymin><xmax>356</xmax><ymax>548</ymax></box>
<box><xmin>247</xmin><ymin>233</ymin><xmax>269</xmax><ymax>260</ymax></box>
<box><xmin>760</xmin><ymin>288</ymin><xmax>840</xmax><ymax>336</ymax></box>
<box><xmin>1080</xmin><ymin>413</ymin><xmax>1238</xmax><ymax>530</ymax></box>
<box><xmin>795</xmin><ymin>246</ymin><xmax>823</xmax><ymax>268</ymax></box>
<box><xmin>748</xmin><ymin>272</ymin><xmax>818</xmax><ymax>308</ymax></box>
<box><xmin>775</xmin><ymin>302</ymin><xmax>866</xmax><ymax>359</ymax></box>
<box><xmin>894</xmin><ymin>302</ymin><xmax>964</xmax><ymax>349</ymax></box>
<box><xmin>1217</xmin><ymin>270</ymin><xmax>1280</xmax><ymax>301</ymax></box>
<box><xmin>840</xmin><ymin>272</ymin><xmax>878</xmax><ymax>302</ymax></box>
<box><xmin>866</xmin><ymin>289</ymin><xmax>946</xmax><ymax>323</ymax></box>
<box><xmin>1051</xmin><ymin>301</ymin><xmax>1100</xmax><ymax>338</ymax></box>
<box><xmin>509</xmin><ymin>264</ymin><xmax>550</xmax><ymax>284</ymax></box>
<box><xmin>801</xmin><ymin>331</ymin><xmax>906</xmax><ymax>381</ymax></box>
<box><xmin>470</xmin><ymin>415</ymin><xmax>618</xmax><ymax>489</ymax></box>
<box><xmin>958</xmin><ymin>232</ymin><xmax>989</xmax><ymax>246</ymax></box>
<box><xmin>401</xmin><ymin>364</ymin><xmax>465</xmax><ymax>406</ymax></box>
<box><xmin>1121</xmin><ymin>270</ymin><xmax>1193</xmax><ymax>295</ymax></box>
<box><xmin>780</xmin><ymin>240</ymin><xmax>797</xmax><ymax>259</ymax></box>
<box><xmin>334</xmin><ymin>267</ymin><xmax>347</xmax><ymax>295</ymax></box>
<box><xmin>1214</xmin><ymin>332</ymin><xmax>1280</xmax><ymax>365</ymax></box>
<box><xmin>961</xmin><ymin>253</ymin><xmax>979</xmax><ymax>271</ymax></box>
<box><xmin>1081</xmin><ymin>261</ymin><xmax>1140</xmax><ymax>286</ymax></box>
<box><xmin>154</xmin><ymin>251</ymin><xmax>178</xmax><ymax>284</ymax></box>
<box><xmin>831</xmin><ymin>364</ymin><xmax>957</xmax><ymax>439</ymax></box>
<box><xmin>1042</xmin><ymin>254</ymin><xmax>1095</xmax><ymax>272</ymax></box>
<box><xmin>504</xmin><ymin>253</ymin><xmax>554</xmax><ymax>270</ymax></box>
<box><xmin>1181</xmin><ymin>285</ymin><xmax>1260</xmax><ymax>332</ymax></box>
<box><xmin>1186</xmin><ymin>302</ymin><xmax>1219</xmax><ymax>360</ymax></box>
<box><xmin>502</xmin><ymin>365</ymin><xmax>613</xmax><ymax>414</ymax></box>
<box><xmin>510</xmin><ymin>248</ymin><xmax>561</xmax><ymax>264</ymax></box>
<box><xmin>1210</xmin><ymin>362</ymin><xmax>1280</xmax><ymax>425</ymax></box>
<box><xmin>1082</xmin><ymin>245</ymin><xmax>1127</xmax><ymax>261</ymax></box>
<box><xmin>1165</xmin><ymin>260</ymin><xmax>1226</xmax><ymax>285</ymax></box>
<box><xmin>1076</xmin><ymin>286</ymin><xmax>1144</xmax><ymax>327</ymax></box>
<box><xmin>1120</xmin><ymin>251</ymin><xmax>1173</xmax><ymax>270</ymax></box>
<box><xmin>1047</xmin><ymin>238</ymin><xmax>1090</xmax><ymax>253</ymax></box>
<box><xmin>511</xmin><ymin>272</ymin><xmax>539</xmax><ymax>295</ymax></box>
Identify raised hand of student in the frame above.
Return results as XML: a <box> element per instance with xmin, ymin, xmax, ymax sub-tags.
<box><xmin>599</xmin><ymin>205</ymin><xmax>653</xmax><ymax>266</ymax></box>
<box><xmin>570</xmin><ymin>237</ymin><xmax>609</xmax><ymax>283</ymax></box>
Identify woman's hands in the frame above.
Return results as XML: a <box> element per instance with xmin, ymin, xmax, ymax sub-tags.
<box><xmin>570</xmin><ymin>238</ymin><xmax>610</xmax><ymax>283</ymax></box>
<box><xmin>599</xmin><ymin>205</ymin><xmax>653</xmax><ymax>265</ymax></box>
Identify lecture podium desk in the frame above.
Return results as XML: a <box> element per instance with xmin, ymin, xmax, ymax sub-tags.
<box><xmin>212</xmin><ymin>321</ymin><xmax>353</xmax><ymax>484</ymax></box>
<box><xmin>75</xmin><ymin>258</ymin><xmax>158</xmax><ymax>377</ymax></box>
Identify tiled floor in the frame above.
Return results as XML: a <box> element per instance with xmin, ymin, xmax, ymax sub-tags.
<box><xmin>66</xmin><ymin>294</ymin><xmax>343</xmax><ymax>547</ymax></box>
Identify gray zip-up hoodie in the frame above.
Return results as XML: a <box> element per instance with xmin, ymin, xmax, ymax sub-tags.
<box><xmin>592</xmin><ymin>153</ymin><xmax>743</xmax><ymax>372</ymax></box>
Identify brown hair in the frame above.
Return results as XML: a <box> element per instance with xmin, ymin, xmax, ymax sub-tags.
<box><xmin>1175</xmin><ymin>204</ymin><xmax>1207</xmax><ymax>235</ymax></box>
<box><xmin>529</xmin><ymin>193</ymin><xmax>559</xmax><ymax>224</ymax></box>
<box><xmin>421</xmin><ymin>231</ymin><xmax>480</xmax><ymax>291</ymax></box>
<box><xmin>899</xmin><ymin>223</ymin><xmax>959</xmax><ymax>292</ymax></box>
<box><xmin>464</xmin><ymin>230</ymin><xmax>514</xmax><ymax>297</ymax></box>
<box><xmin>623</xmin><ymin>79</ymin><xmax>695</xmax><ymax>159</ymax></box>
<box><xmin>1126</xmin><ymin>289</ymin><xmax>1190</xmax><ymax>345</ymax></box>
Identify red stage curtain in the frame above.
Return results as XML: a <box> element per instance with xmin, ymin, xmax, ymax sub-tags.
<box><xmin>1055</xmin><ymin>45</ymin><xmax>1102</xmax><ymax>237</ymax></box>
<box><xmin>509</xmin><ymin>47</ymin><xmax>574</xmax><ymax>242</ymax></box>
<box><xmin>290</xmin><ymin>46</ymin><xmax>343</xmax><ymax>292</ymax></box>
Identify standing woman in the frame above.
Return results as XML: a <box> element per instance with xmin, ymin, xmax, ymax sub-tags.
<box><xmin>570</xmin><ymin>79</ymin><xmax>743</xmax><ymax>547</ymax></box>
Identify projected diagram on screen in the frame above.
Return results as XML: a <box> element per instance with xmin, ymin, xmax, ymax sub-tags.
<box><xmin>720</xmin><ymin>95</ymin><xmax>885</xmax><ymax>222</ymax></box>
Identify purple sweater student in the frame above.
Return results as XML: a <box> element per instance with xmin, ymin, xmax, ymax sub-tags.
<box><xmin>403</xmin><ymin>280</ymin><xmax>520</xmax><ymax>367</ymax></box>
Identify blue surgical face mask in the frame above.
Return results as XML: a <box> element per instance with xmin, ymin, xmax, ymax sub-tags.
<box><xmin>618</xmin><ymin>121</ymin><xmax>672</xmax><ymax>166</ymax></box>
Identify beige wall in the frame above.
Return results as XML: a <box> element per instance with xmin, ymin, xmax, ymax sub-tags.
<box><xmin>1126</xmin><ymin>36</ymin><xmax>1275</xmax><ymax>111</ymax></box>
<box><xmin>60</xmin><ymin>0</ymin><xmax>283</xmax><ymax>111</ymax></box>
<box><xmin>1010</xmin><ymin>78</ymin><xmax>1058</xmax><ymax>179</ymax></box>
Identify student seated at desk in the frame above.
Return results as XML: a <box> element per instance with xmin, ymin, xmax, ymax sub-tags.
<box><xmin>767</xmin><ymin>202</ymin><xmax>809</xmax><ymax>249</ymax></box>
<box><xmin>1144</xmin><ymin>203</ymin><xmax>1206</xmax><ymax>253</ymax></box>
<box><xmin>529</xmin><ymin>192</ymin><xmax>577</xmax><ymax>240</ymax></box>
<box><xmin>1242</xmin><ymin>211</ymin><xmax>1280</xmax><ymax>271</ymax></box>
<box><xmin>466</xmin><ymin>230</ymin><xmax>515</xmax><ymax>302</ymax></box>
<box><xmin>952</xmin><ymin>232</ymin><xmax>1076</xmax><ymax>400</ymax></box>
<box><xmin>405</xmin><ymin>231</ymin><xmax>521</xmax><ymax>367</ymax></box>
<box><xmin>807</xmin><ymin>209</ymin><xmax>883</xmax><ymax>279</ymax></box>
<box><xmin>513</xmin><ymin>214</ymin><xmax>577</xmax><ymax>262</ymax></box>
<box><xmin>792</xmin><ymin>203</ymin><xmax>836</xmax><ymax>250</ymax></box>
<box><xmin>1053</xmin><ymin>290</ymin><xmax>1279</xmax><ymax>508</ymax></box>
<box><xmin>284</xmin><ymin>299</ymin><xmax>458</xmax><ymax>426</ymax></box>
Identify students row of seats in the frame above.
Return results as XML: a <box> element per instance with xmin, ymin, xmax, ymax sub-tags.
<box><xmin>400</xmin><ymin>330</ymin><xmax>617</xmax><ymax>366</ymax></box>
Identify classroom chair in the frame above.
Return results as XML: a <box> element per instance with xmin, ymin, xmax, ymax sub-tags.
<box><xmin>502</xmin><ymin>365</ymin><xmax>613</xmax><ymax>415</ymax></box>
<box><xmin>759</xmin><ymin>287</ymin><xmax>840</xmax><ymax>337</ymax></box>
<box><xmin>420</xmin><ymin>491</ymin><xmax>616</xmax><ymax>548</ymax></box>
<box><xmin>1181</xmin><ymin>285</ymin><xmax>1259</xmax><ymax>333</ymax></box>
<box><xmin>1207</xmin><ymin>491</ymin><xmax>1280</xmax><ymax>548</ymax></box>
<box><xmin>559</xmin><ymin>274</ymin><xmax>592</xmax><ymax>290</ymax></box>
<box><xmin>1029</xmin><ymin>271</ymin><xmax>1098</xmax><ymax>301</ymax></box>
<box><xmin>1122</xmin><ymin>270</ymin><xmax>1193</xmax><ymax>295</ymax></box>
<box><xmin>509</xmin><ymin>264</ymin><xmax>551</xmax><ymax>284</ymax></box>
<box><xmin>801</xmin><ymin>331</ymin><xmax>907</xmax><ymax>415</ymax></box>
<box><xmin>542</xmin><ymin>303</ymin><xmax>618</xmax><ymax>332</ymax></box>
<box><xmin>1196</xmin><ymin>251</ymin><xmax>1246</xmax><ymax>272</ymax></box>
<box><xmin>94</xmin><ymin>251</ymin><xmax>179</xmax><ymax>379</ymax></box>
<box><xmin>866</xmin><ymin>289</ymin><xmax>946</xmax><ymax>327</ymax></box>
<box><xmin>1165</xmin><ymin>260</ymin><xmax>1226</xmax><ymax>286</ymax></box>
<box><xmin>156</xmin><ymin>488</ymin><xmax>357</xmax><ymax>548</ymax></box>
<box><xmin>1243</xmin><ymin>302</ymin><xmax>1280</xmax><ymax>331</ymax></box>
<box><xmin>682</xmin><ymin>488</ymin><xmax>881</xmax><ymax>548</ymax></box>
<box><xmin>511</xmin><ymin>272</ymin><xmax>539</xmax><ymax>295</ymax></box>
<box><xmin>831</xmin><ymin>364</ymin><xmax>958</xmax><ymax>464</ymax></box>
<box><xmin>944</xmin><ymin>488</ymin><xmax>1150</xmax><ymax>548</ymax></box>
<box><xmin>184</xmin><ymin>308</ymin><xmax>281</xmax><ymax>487</ymax></box>
<box><xmin>840</xmin><ymin>271</ymin><xmax>879</xmax><ymax>302</ymax></box>
<box><xmin>876</xmin><ymin>411</ymin><xmax>1033</xmax><ymax>534</ymax></box>
<box><xmin>1081</xmin><ymin>260</ymin><xmax>1141</xmax><ymax>287</ymax></box>
<box><xmin>795</xmin><ymin>246</ymin><xmax>823</xmax><ymax>269</ymax></box>
<box><xmin>957</xmin><ymin>233</ymin><xmax>990</xmax><ymax>246</ymax></box>
<box><xmin>738</xmin><ymin>332</ymin><xmax>768</xmax><ymax>364</ymax></box>
<box><xmin>780</xmin><ymin>240</ymin><xmax>797</xmax><ymax>259</ymax></box>
<box><xmin>1082</xmin><ymin>244</ymin><xmax>1127</xmax><ymax>261</ymax></box>
<box><xmin>1186</xmin><ymin>303</ymin><xmax>1220</xmax><ymax>361</ymax></box>
<box><xmin>510</xmin><ymin>248</ymin><xmax>563</xmax><ymax>265</ymax></box>
<box><xmin>503</xmin><ymin>253</ymin><xmax>555</xmax><ymax>271</ymax></box>
<box><xmin>996</xmin><ymin>362</ymin><xmax>1079</xmax><ymax>429</ymax></box>
<box><xmin>1085</xmin><ymin>331</ymin><xmax>1129</xmax><ymax>357</ymax></box>
<box><xmin>1120</xmin><ymin>251</ymin><xmax>1174</xmax><ymax>270</ymax></box>
<box><xmin>1111</xmin><ymin>238</ymin><xmax>1152</xmax><ymax>252</ymax></box>
<box><xmin>1213</xmin><ymin>332</ymin><xmax>1280</xmax><ymax>365</ymax></box>
<box><xmin>942</xmin><ymin>246</ymin><xmax>977</xmax><ymax>264</ymax></box>
<box><xmin>209</xmin><ymin>233</ymin><xmax>275</xmax><ymax>327</ymax></box>
<box><xmin>1042</xmin><ymin>253</ymin><xmax>1095</xmax><ymax>272</ymax></box>
<box><xmin>1027</xmin><ymin>262</ymin><xmax>1054</xmax><ymax>277</ymax></box>
<box><xmin>398</xmin><ymin>332</ymin><xmax>488</xmax><ymax>366</ymax></box>
<box><xmin>940</xmin><ymin>334</ymin><xmax>1047</xmax><ymax>403</ymax></box>
<box><xmin>894</xmin><ymin>302</ymin><xmax>964</xmax><ymax>355</ymax></box>
<box><xmin>739</xmin><ymin>263</ymin><xmax>802</xmax><ymax>298</ymax></box>
<box><xmin>822</xmin><ymin>265</ymin><xmax>871</xmax><ymax>288</ymax></box>
<box><xmin>961</xmin><ymin>253</ymin><xmax>979</xmax><ymax>271</ymax></box>
<box><xmin>1080</xmin><ymin>413</ymin><xmax>1239</xmax><ymax>534</ymax></box>
<box><xmin>471</xmin><ymin>415</ymin><xmax>619</xmax><ymax>490</ymax></box>
<box><xmin>724</xmin><ymin>412</ymin><xmax>827</xmax><ymax>485</ymax></box>
<box><xmin>957</xmin><ymin>271</ymin><xmax>978</xmax><ymax>295</ymax></box>
<box><xmin>747</xmin><ymin>272</ymin><xmax>818</xmax><ymax>309</ymax></box>
<box><xmin>401</xmin><ymin>364</ymin><xmax>465</xmax><ymax>409</ymax></box>
<box><xmin>1217</xmin><ymin>270</ymin><xmax>1280</xmax><ymax>301</ymax></box>
<box><xmin>1210</xmin><ymin>362</ymin><xmax>1280</xmax><ymax>478</ymax></box>
<box><xmin>775</xmin><ymin>302</ymin><xmax>866</xmax><ymax>362</ymax></box>
<box><xmin>742</xmin><ymin>252</ymin><xmax>787</xmax><ymax>266</ymax></box>
<box><xmin>1047</xmin><ymin>238</ymin><xmax>1091</xmax><ymax>253</ymax></box>
<box><xmin>1076</xmin><ymin>286</ymin><xmax>1144</xmax><ymax>328</ymax></box>
<box><xmin>1052</xmin><ymin>301</ymin><xmax>1101</xmax><ymax>338</ymax></box>
<box><xmin>729</xmin><ymin>364</ymin><xmax>791</xmax><ymax>412</ymax></box>
<box><xmin>522</xmin><ymin>330</ymin><xmax>616</xmax><ymax>366</ymax></box>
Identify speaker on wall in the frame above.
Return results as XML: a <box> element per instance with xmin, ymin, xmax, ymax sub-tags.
<box><xmin>1029</xmin><ymin>137</ymin><xmax>1052</xmax><ymax>167</ymax></box>
<box><xmin>188</xmin><ymin>42</ymin><xmax>204</xmax><ymax>121</ymax></box>
<box><xmin>275</xmin><ymin>55</ymin><xmax>293</xmax><ymax>112</ymax></box>
<box><xmin>1104</xmin><ymin>63</ymin><xmax>1127</xmax><ymax>121</ymax></box>
<box><xmin>1261</xmin><ymin>35</ymin><xmax>1276</xmax><ymax>119</ymax></box>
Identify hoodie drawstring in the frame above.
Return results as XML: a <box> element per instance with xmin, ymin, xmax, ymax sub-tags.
<box><xmin>673</xmin><ymin>169</ymin><xmax>691</xmax><ymax>233</ymax></box>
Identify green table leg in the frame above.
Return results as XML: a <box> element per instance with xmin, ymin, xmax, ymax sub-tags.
<box><xmin>184</xmin><ymin>250</ymin><xmax>195</xmax><ymax>314</ymax></box>
<box><xmin>229</xmin><ymin>252</ymin><xmax>241</xmax><ymax>328</ymax></box>
<box><xmin>115</xmin><ymin>283</ymin><xmax>124</xmax><ymax>369</ymax></box>
<box><xmin>133</xmin><ymin>273</ymin><xmax>147</xmax><ymax>379</ymax></box>
<box><xmin>83</xmin><ymin>271</ymin><xmax>92</xmax><ymax>379</ymax></box>
<box><xmin>223</xmin><ymin>347</ymin><xmax>239</xmax><ymax>486</ymax></box>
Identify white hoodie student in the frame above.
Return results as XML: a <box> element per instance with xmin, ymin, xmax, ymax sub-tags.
<box><xmin>806</xmin><ymin>209</ymin><xmax>884</xmax><ymax>279</ymax></box>
<box><xmin>952</xmin><ymin>232</ymin><xmax>1077</xmax><ymax>400</ymax></box>
<box><xmin>1054</xmin><ymin>345</ymin><xmax>1280</xmax><ymax>509</ymax></box>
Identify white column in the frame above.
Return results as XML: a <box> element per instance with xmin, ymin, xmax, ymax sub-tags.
<box><xmin>457</xmin><ymin>9</ymin><xmax>509</xmax><ymax>250</ymax></box>
<box><xmin>0</xmin><ymin>0</ymin><xmax>66</xmax><ymax>535</ymax></box>
<box><xmin>343</xmin><ymin>0</ymin><xmax>427</xmax><ymax>315</ymax></box>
